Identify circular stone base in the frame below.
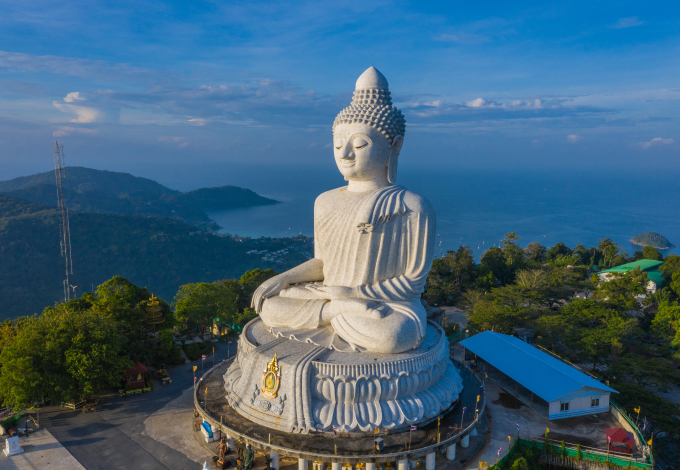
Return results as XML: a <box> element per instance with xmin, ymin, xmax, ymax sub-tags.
<box><xmin>224</xmin><ymin>319</ymin><xmax>463</xmax><ymax>434</ymax></box>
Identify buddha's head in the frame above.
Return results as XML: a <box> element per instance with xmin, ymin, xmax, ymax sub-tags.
<box><xmin>332</xmin><ymin>67</ymin><xmax>406</xmax><ymax>185</ymax></box>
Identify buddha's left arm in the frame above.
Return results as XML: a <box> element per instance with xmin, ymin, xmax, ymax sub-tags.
<box><xmin>357</xmin><ymin>207</ymin><xmax>435</xmax><ymax>302</ymax></box>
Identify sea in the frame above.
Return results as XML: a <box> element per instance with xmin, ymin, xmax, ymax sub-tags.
<box><xmin>205</xmin><ymin>165</ymin><xmax>680</xmax><ymax>260</ymax></box>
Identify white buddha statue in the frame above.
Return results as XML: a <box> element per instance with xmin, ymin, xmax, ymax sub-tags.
<box><xmin>252</xmin><ymin>66</ymin><xmax>435</xmax><ymax>354</ymax></box>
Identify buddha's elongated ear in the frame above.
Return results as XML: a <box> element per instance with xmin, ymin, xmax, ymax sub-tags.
<box><xmin>387</xmin><ymin>135</ymin><xmax>404</xmax><ymax>184</ymax></box>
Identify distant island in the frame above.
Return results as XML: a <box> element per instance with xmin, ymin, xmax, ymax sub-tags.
<box><xmin>630</xmin><ymin>232</ymin><xmax>675</xmax><ymax>250</ymax></box>
<box><xmin>0</xmin><ymin>167</ymin><xmax>279</xmax><ymax>230</ymax></box>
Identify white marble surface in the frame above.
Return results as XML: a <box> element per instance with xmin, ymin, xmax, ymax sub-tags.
<box><xmin>252</xmin><ymin>67</ymin><xmax>431</xmax><ymax>354</ymax></box>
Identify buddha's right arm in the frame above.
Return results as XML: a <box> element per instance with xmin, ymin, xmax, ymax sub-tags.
<box><xmin>251</xmin><ymin>258</ymin><xmax>325</xmax><ymax>312</ymax></box>
<box><xmin>279</xmin><ymin>257</ymin><xmax>325</xmax><ymax>285</ymax></box>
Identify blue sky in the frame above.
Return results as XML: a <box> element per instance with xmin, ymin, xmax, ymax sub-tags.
<box><xmin>1</xmin><ymin>0</ymin><xmax>679</xmax><ymax>186</ymax></box>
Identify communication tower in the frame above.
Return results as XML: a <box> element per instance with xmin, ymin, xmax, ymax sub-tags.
<box><xmin>53</xmin><ymin>141</ymin><xmax>74</xmax><ymax>302</ymax></box>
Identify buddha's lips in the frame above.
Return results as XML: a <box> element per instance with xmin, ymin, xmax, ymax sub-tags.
<box><xmin>339</xmin><ymin>157</ymin><xmax>356</xmax><ymax>167</ymax></box>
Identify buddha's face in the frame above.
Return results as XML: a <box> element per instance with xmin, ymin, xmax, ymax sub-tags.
<box><xmin>333</xmin><ymin>123</ymin><xmax>394</xmax><ymax>182</ymax></box>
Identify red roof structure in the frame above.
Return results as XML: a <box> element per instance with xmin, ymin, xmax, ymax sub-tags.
<box><xmin>125</xmin><ymin>363</ymin><xmax>148</xmax><ymax>375</ymax></box>
<box><xmin>125</xmin><ymin>363</ymin><xmax>149</xmax><ymax>390</ymax></box>
<box><xmin>606</xmin><ymin>428</ymin><xmax>636</xmax><ymax>454</ymax></box>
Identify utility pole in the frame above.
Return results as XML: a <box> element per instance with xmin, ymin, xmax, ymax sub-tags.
<box><xmin>53</xmin><ymin>141</ymin><xmax>73</xmax><ymax>303</ymax></box>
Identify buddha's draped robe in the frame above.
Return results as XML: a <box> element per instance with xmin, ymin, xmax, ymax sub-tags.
<box><xmin>260</xmin><ymin>184</ymin><xmax>435</xmax><ymax>353</ymax></box>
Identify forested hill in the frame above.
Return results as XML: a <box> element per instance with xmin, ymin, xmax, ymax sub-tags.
<box><xmin>0</xmin><ymin>194</ymin><xmax>310</xmax><ymax>321</ymax></box>
<box><xmin>0</xmin><ymin>167</ymin><xmax>278</xmax><ymax>229</ymax></box>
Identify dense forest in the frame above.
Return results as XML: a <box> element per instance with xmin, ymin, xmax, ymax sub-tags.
<box><xmin>0</xmin><ymin>167</ymin><xmax>278</xmax><ymax>229</ymax></box>
<box><xmin>0</xmin><ymin>194</ymin><xmax>311</xmax><ymax>320</ymax></box>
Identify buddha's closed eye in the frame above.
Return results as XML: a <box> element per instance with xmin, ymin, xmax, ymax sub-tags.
<box><xmin>353</xmin><ymin>137</ymin><xmax>369</xmax><ymax>149</ymax></box>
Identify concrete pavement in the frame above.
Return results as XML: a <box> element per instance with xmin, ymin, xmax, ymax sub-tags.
<box><xmin>38</xmin><ymin>340</ymin><xmax>237</xmax><ymax>470</ymax></box>
<box><xmin>0</xmin><ymin>426</ymin><xmax>86</xmax><ymax>470</ymax></box>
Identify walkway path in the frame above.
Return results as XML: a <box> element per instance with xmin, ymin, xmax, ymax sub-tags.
<box><xmin>37</xmin><ymin>341</ymin><xmax>237</xmax><ymax>470</ymax></box>
<box><xmin>0</xmin><ymin>426</ymin><xmax>86</xmax><ymax>470</ymax></box>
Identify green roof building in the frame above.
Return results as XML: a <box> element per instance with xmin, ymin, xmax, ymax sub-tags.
<box><xmin>598</xmin><ymin>259</ymin><xmax>664</xmax><ymax>292</ymax></box>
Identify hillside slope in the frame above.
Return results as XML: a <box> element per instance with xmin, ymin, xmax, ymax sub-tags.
<box><xmin>0</xmin><ymin>166</ymin><xmax>177</xmax><ymax>196</ymax></box>
<box><xmin>0</xmin><ymin>194</ymin><xmax>308</xmax><ymax>320</ymax></box>
<box><xmin>0</xmin><ymin>167</ymin><xmax>278</xmax><ymax>228</ymax></box>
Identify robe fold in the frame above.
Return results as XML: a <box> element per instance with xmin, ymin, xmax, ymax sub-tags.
<box><xmin>260</xmin><ymin>184</ymin><xmax>436</xmax><ymax>353</ymax></box>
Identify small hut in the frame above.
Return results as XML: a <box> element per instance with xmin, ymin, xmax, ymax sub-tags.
<box><xmin>124</xmin><ymin>363</ymin><xmax>149</xmax><ymax>390</ymax></box>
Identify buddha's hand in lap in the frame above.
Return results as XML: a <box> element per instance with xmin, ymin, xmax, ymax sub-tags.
<box><xmin>252</xmin><ymin>274</ymin><xmax>290</xmax><ymax>313</ymax></box>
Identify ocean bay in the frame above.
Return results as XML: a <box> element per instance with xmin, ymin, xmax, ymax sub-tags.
<box><xmin>209</xmin><ymin>167</ymin><xmax>680</xmax><ymax>259</ymax></box>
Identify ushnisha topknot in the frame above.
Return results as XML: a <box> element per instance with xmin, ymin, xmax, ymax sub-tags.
<box><xmin>332</xmin><ymin>66</ymin><xmax>406</xmax><ymax>146</ymax></box>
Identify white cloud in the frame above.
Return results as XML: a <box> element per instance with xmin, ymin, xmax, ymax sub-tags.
<box><xmin>52</xmin><ymin>91</ymin><xmax>101</xmax><ymax>123</ymax></box>
<box><xmin>466</xmin><ymin>97</ymin><xmax>487</xmax><ymax>108</ymax></box>
<box><xmin>567</xmin><ymin>134</ymin><xmax>581</xmax><ymax>143</ymax></box>
<box><xmin>639</xmin><ymin>137</ymin><xmax>674</xmax><ymax>149</ymax></box>
<box><xmin>464</xmin><ymin>97</ymin><xmax>543</xmax><ymax>109</ymax></box>
<box><xmin>52</xmin><ymin>101</ymin><xmax>101</xmax><ymax>123</ymax></box>
<box><xmin>63</xmin><ymin>92</ymin><xmax>85</xmax><ymax>102</ymax></box>
<box><xmin>612</xmin><ymin>17</ymin><xmax>644</xmax><ymax>29</ymax></box>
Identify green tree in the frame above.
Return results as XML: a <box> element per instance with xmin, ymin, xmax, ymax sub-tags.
<box><xmin>535</xmin><ymin>314</ymin><xmax>572</xmax><ymax>350</ymax></box>
<box><xmin>0</xmin><ymin>304</ymin><xmax>130</xmax><ymax>410</ymax></box>
<box><xmin>610</xmin><ymin>354</ymin><xmax>680</xmax><ymax>393</ymax></box>
<box><xmin>480</xmin><ymin>247</ymin><xmax>508</xmax><ymax>285</ymax></box>
<box><xmin>642</xmin><ymin>245</ymin><xmax>664</xmax><ymax>261</ymax></box>
<box><xmin>466</xmin><ymin>299</ymin><xmax>524</xmax><ymax>334</ymax></box>
<box><xmin>524</xmin><ymin>242</ymin><xmax>547</xmax><ymax>263</ymax></box>
<box><xmin>174</xmin><ymin>282</ymin><xmax>238</xmax><ymax>339</ymax></box>
<box><xmin>558</xmin><ymin>299</ymin><xmax>636</xmax><ymax>369</ymax></box>
<box><xmin>660</xmin><ymin>254</ymin><xmax>680</xmax><ymax>297</ymax></box>
<box><xmin>502</xmin><ymin>232</ymin><xmax>526</xmax><ymax>274</ymax></box>
<box><xmin>651</xmin><ymin>301</ymin><xmax>680</xmax><ymax>347</ymax></box>
<box><xmin>425</xmin><ymin>245</ymin><xmax>478</xmax><ymax>305</ymax></box>
<box><xmin>546</xmin><ymin>242</ymin><xmax>571</xmax><ymax>262</ymax></box>
<box><xmin>93</xmin><ymin>276</ymin><xmax>174</xmax><ymax>363</ymax></box>
<box><xmin>593</xmin><ymin>267</ymin><xmax>647</xmax><ymax>310</ymax></box>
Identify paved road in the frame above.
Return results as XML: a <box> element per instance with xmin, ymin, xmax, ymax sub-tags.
<box><xmin>39</xmin><ymin>341</ymin><xmax>237</xmax><ymax>470</ymax></box>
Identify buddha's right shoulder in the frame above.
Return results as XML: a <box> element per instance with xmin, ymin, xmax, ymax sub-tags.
<box><xmin>314</xmin><ymin>187</ymin><xmax>344</xmax><ymax>209</ymax></box>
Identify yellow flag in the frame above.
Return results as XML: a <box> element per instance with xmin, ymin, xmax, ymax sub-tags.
<box><xmin>508</xmin><ymin>436</ymin><xmax>511</xmax><ymax>442</ymax></box>
<box><xmin>647</xmin><ymin>438</ymin><xmax>652</xmax><ymax>445</ymax></box>
<box><xmin>477</xmin><ymin>395</ymin><xmax>480</xmax><ymax>402</ymax></box>
<box><xmin>438</xmin><ymin>417</ymin><xmax>441</xmax><ymax>426</ymax></box>
<box><xmin>193</xmin><ymin>366</ymin><xmax>197</xmax><ymax>372</ymax></box>
<box><xmin>375</xmin><ymin>426</ymin><xmax>379</xmax><ymax>434</ymax></box>
<box><xmin>205</xmin><ymin>387</ymin><xmax>208</xmax><ymax>394</ymax></box>
<box><xmin>546</xmin><ymin>427</ymin><xmax>549</xmax><ymax>433</ymax></box>
<box><xmin>634</xmin><ymin>406</ymin><xmax>641</xmax><ymax>414</ymax></box>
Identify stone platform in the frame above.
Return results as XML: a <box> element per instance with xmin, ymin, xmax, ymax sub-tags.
<box><xmin>196</xmin><ymin>359</ymin><xmax>485</xmax><ymax>465</ymax></box>
<box><xmin>224</xmin><ymin>319</ymin><xmax>464</xmax><ymax>434</ymax></box>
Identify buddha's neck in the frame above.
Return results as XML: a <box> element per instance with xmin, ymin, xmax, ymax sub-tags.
<box><xmin>347</xmin><ymin>174</ymin><xmax>389</xmax><ymax>192</ymax></box>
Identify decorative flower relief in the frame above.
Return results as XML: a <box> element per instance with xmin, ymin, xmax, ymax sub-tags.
<box><xmin>357</xmin><ymin>222</ymin><xmax>374</xmax><ymax>233</ymax></box>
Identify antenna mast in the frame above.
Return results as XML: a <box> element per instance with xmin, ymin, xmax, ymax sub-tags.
<box><xmin>53</xmin><ymin>141</ymin><xmax>73</xmax><ymax>302</ymax></box>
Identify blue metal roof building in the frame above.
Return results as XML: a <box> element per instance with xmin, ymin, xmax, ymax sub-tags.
<box><xmin>460</xmin><ymin>331</ymin><xmax>617</xmax><ymax>420</ymax></box>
